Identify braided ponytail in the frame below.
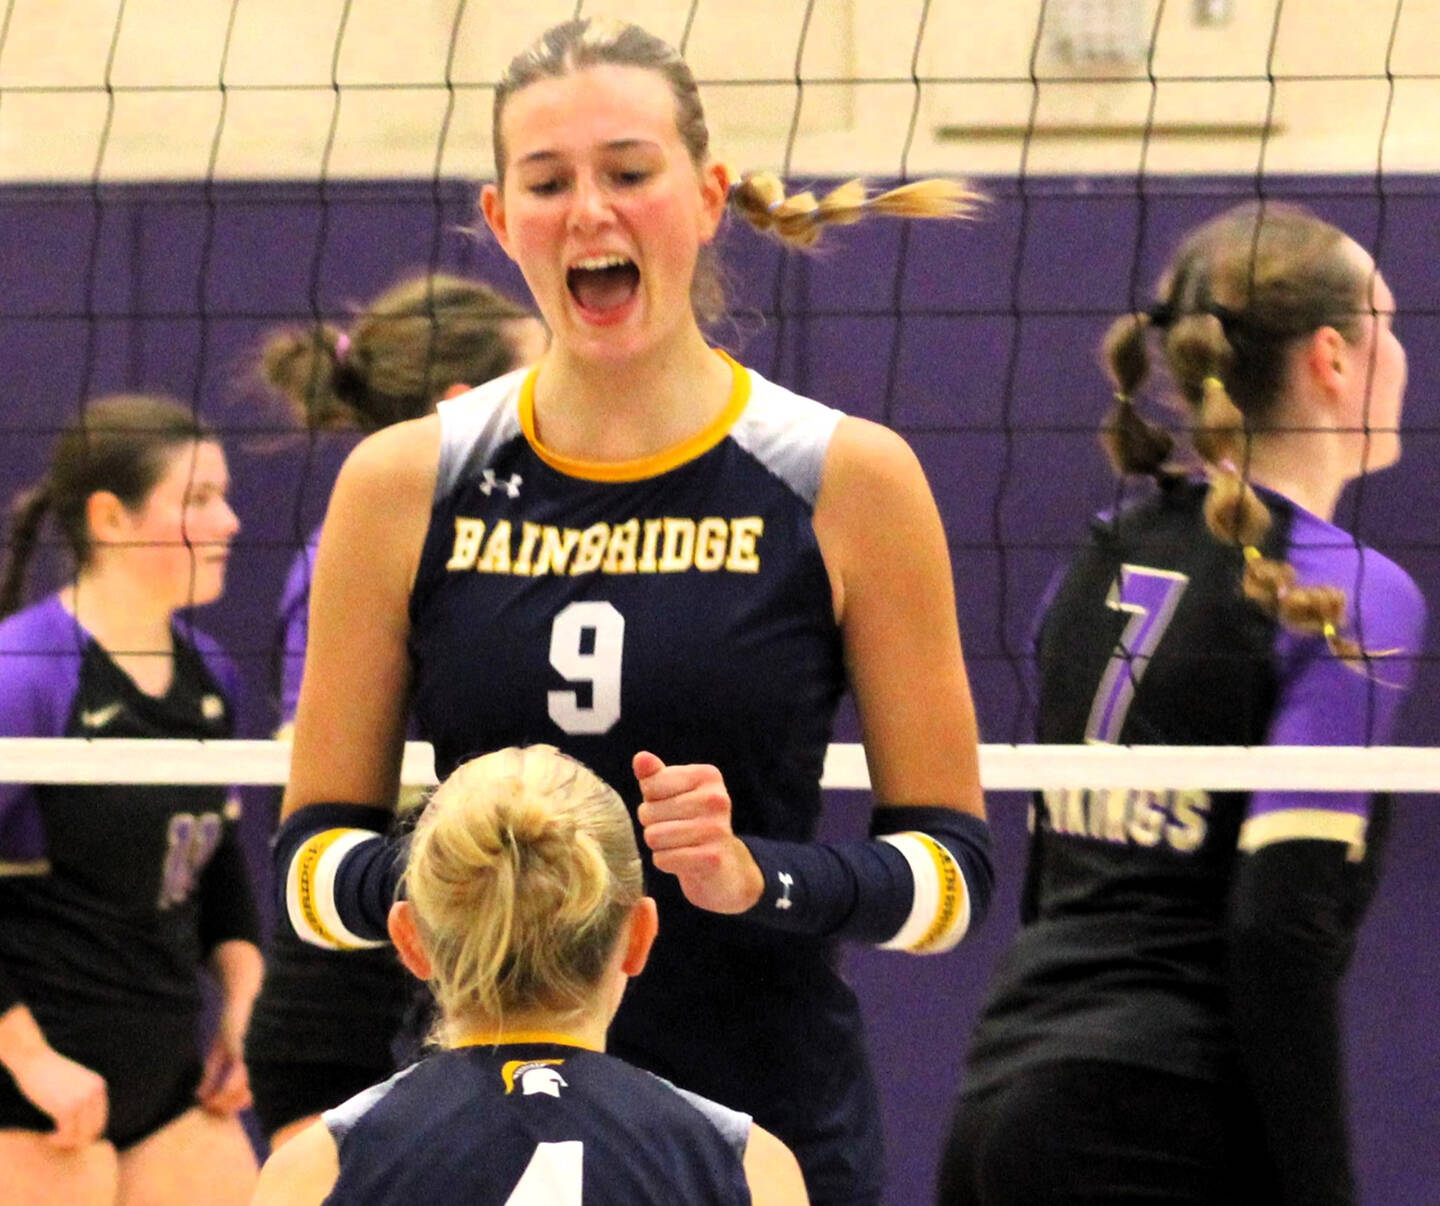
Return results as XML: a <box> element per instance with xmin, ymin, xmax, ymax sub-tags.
<box><xmin>727</xmin><ymin>171</ymin><xmax>983</xmax><ymax>250</ymax></box>
<box><xmin>1099</xmin><ymin>312</ymin><xmax>1173</xmax><ymax>478</ymax></box>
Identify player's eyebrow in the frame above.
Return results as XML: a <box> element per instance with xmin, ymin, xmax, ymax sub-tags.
<box><xmin>515</xmin><ymin>139</ymin><xmax>662</xmax><ymax>167</ymax></box>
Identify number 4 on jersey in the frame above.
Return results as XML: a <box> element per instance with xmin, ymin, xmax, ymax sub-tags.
<box><xmin>505</xmin><ymin>1142</ymin><xmax>582</xmax><ymax>1205</ymax></box>
<box><xmin>1084</xmin><ymin>565</ymin><xmax>1188</xmax><ymax>744</ymax></box>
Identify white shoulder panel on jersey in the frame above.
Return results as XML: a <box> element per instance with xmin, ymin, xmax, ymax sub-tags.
<box><xmin>433</xmin><ymin>369</ymin><xmax>529</xmax><ymax>502</ymax></box>
<box><xmin>322</xmin><ymin>1064</ymin><xmax>421</xmax><ymax>1147</ymax></box>
<box><xmin>652</xmin><ymin>1074</ymin><xmax>752</xmax><ymax>1162</ymax></box>
<box><xmin>728</xmin><ymin>368</ymin><xmax>844</xmax><ymax>508</ymax></box>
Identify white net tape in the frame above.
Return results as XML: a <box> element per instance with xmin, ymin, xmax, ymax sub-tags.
<box><xmin>0</xmin><ymin>739</ymin><xmax>1435</xmax><ymax>792</ymax></box>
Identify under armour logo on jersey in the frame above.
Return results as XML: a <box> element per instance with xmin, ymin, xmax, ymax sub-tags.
<box><xmin>776</xmin><ymin>871</ymin><xmax>794</xmax><ymax>910</ymax></box>
<box><xmin>80</xmin><ymin>701</ymin><xmax>124</xmax><ymax>730</ymax></box>
<box><xmin>479</xmin><ymin>469</ymin><xmax>522</xmax><ymax>498</ymax></box>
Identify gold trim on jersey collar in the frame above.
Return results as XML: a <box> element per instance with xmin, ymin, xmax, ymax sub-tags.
<box><xmin>450</xmin><ymin>1029</ymin><xmax>601</xmax><ymax>1052</ymax></box>
<box><xmin>517</xmin><ymin>350</ymin><xmax>750</xmax><ymax>482</ymax></box>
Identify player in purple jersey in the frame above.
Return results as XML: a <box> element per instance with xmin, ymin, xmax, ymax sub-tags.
<box><xmin>0</xmin><ymin>397</ymin><xmax>260</xmax><ymax>1205</ymax></box>
<box><xmin>271</xmin><ymin>19</ymin><xmax>994</xmax><ymax>1205</ymax></box>
<box><xmin>252</xmin><ymin>744</ymin><xmax>808</xmax><ymax>1205</ymax></box>
<box><xmin>939</xmin><ymin>203</ymin><xmax>1426</xmax><ymax>1206</ymax></box>
<box><xmin>247</xmin><ymin>274</ymin><xmax>544</xmax><ymax>1150</ymax></box>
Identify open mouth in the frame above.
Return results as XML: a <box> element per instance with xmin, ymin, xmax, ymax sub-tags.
<box><xmin>567</xmin><ymin>254</ymin><xmax>640</xmax><ymax>316</ymax></box>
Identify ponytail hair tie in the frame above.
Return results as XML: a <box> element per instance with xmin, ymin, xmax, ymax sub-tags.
<box><xmin>1203</xmin><ymin>374</ymin><xmax>1225</xmax><ymax>392</ymax></box>
<box><xmin>1243</xmin><ymin>545</ymin><xmax>1262</xmax><ymax>563</ymax></box>
<box><xmin>1322</xmin><ymin>621</ymin><xmax>1338</xmax><ymax>640</ymax></box>
<box><xmin>1145</xmin><ymin>301</ymin><xmax>1175</xmax><ymax>329</ymax></box>
<box><xmin>1218</xmin><ymin>457</ymin><xmax>1240</xmax><ymax>477</ymax></box>
<box><xmin>334</xmin><ymin>332</ymin><xmax>351</xmax><ymax>363</ymax></box>
<box><xmin>1114</xmin><ymin>391</ymin><xmax>1131</xmax><ymax>406</ymax></box>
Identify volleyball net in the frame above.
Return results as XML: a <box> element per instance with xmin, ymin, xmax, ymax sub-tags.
<box><xmin>1</xmin><ymin>739</ymin><xmax>1437</xmax><ymax>793</ymax></box>
<box><xmin>1</xmin><ymin>0</ymin><xmax>1436</xmax><ymax>792</ymax></box>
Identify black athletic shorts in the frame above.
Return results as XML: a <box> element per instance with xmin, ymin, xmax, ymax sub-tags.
<box><xmin>247</xmin><ymin>1057</ymin><xmax>396</xmax><ymax>1138</ymax></box>
<box><xmin>0</xmin><ymin>1009</ymin><xmax>200</xmax><ymax>1151</ymax></box>
<box><xmin>938</xmin><ymin>1059</ymin><xmax>1280</xmax><ymax>1205</ymax></box>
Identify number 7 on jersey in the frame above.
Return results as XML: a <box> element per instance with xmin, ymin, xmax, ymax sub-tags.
<box><xmin>1084</xmin><ymin>564</ymin><xmax>1188</xmax><ymax>744</ymax></box>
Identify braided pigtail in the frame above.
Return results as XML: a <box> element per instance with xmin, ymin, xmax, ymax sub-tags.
<box><xmin>1098</xmin><ymin>311</ymin><xmax>1173</xmax><ymax>479</ymax></box>
<box><xmin>0</xmin><ymin>481</ymin><xmax>53</xmax><ymax>619</ymax></box>
<box><xmin>728</xmin><ymin>171</ymin><xmax>983</xmax><ymax>250</ymax></box>
<box><xmin>1173</xmin><ymin>326</ymin><xmax>1357</xmax><ymax>658</ymax></box>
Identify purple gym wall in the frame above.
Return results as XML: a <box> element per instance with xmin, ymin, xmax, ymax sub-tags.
<box><xmin>2</xmin><ymin>176</ymin><xmax>1436</xmax><ymax>1204</ymax></box>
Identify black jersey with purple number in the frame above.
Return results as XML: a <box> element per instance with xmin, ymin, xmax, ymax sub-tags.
<box><xmin>964</xmin><ymin>478</ymin><xmax>1427</xmax><ymax>1093</ymax></box>
<box><xmin>0</xmin><ymin>594</ymin><xmax>245</xmax><ymax>1022</ymax></box>
<box><xmin>406</xmin><ymin>359</ymin><xmax>876</xmax><ymax>1202</ymax></box>
<box><xmin>322</xmin><ymin>1038</ymin><xmax>752</xmax><ymax>1205</ymax></box>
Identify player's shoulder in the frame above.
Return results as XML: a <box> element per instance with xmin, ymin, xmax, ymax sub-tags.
<box><xmin>727</xmin><ymin>362</ymin><xmax>845</xmax><ymax>505</ymax></box>
<box><xmin>433</xmin><ymin>367</ymin><xmax>530</xmax><ymax>497</ymax></box>
<box><xmin>335</xmin><ymin>412</ymin><xmax>444</xmax><ymax>508</ymax></box>
<box><xmin>1285</xmin><ymin>506</ymin><xmax>1427</xmax><ymax>654</ymax></box>
<box><xmin>0</xmin><ymin>595</ymin><xmax>86</xmax><ymax>725</ymax></box>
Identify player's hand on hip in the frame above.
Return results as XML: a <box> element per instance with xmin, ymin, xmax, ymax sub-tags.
<box><xmin>633</xmin><ymin>751</ymin><xmax>764</xmax><ymax>915</ymax></box>
<box><xmin>12</xmin><ymin>1046</ymin><xmax>109</xmax><ymax>1148</ymax></box>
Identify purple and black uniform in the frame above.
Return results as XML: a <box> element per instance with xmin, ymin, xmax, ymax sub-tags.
<box><xmin>0</xmin><ymin>595</ymin><xmax>258</xmax><ymax>1148</ymax></box>
<box><xmin>244</xmin><ymin>531</ymin><xmax>413</xmax><ymax>1136</ymax></box>
<box><xmin>320</xmin><ymin>1039</ymin><xmax>752</xmax><ymax>1205</ymax></box>
<box><xmin>941</xmin><ymin>479</ymin><xmax>1427</xmax><ymax>1206</ymax></box>
<box><xmin>400</xmin><ymin>361</ymin><xmax>875</xmax><ymax>1205</ymax></box>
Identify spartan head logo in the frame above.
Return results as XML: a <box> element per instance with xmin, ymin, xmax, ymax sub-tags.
<box><xmin>502</xmin><ymin>1057</ymin><xmax>568</xmax><ymax>1096</ymax></box>
<box><xmin>518</xmin><ymin>1066</ymin><xmax>567</xmax><ymax>1098</ymax></box>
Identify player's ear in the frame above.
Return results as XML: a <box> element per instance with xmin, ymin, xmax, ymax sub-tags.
<box><xmin>388</xmin><ymin>901</ymin><xmax>433</xmax><ymax>981</ymax></box>
<box><xmin>619</xmin><ymin>897</ymin><xmax>658</xmax><ymax>977</ymax></box>
<box><xmin>84</xmin><ymin>490</ymin><xmax>129</xmax><ymax>543</ymax></box>
<box><xmin>480</xmin><ymin>184</ymin><xmax>515</xmax><ymax>261</ymax></box>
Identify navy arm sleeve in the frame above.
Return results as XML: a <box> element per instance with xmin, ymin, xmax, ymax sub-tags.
<box><xmin>272</xmin><ymin>805</ymin><xmax>406</xmax><ymax>950</ymax></box>
<box><xmin>742</xmin><ymin>805</ymin><xmax>993</xmax><ymax>953</ymax></box>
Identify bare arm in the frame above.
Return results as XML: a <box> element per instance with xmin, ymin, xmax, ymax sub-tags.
<box><xmin>814</xmin><ymin>415</ymin><xmax>984</xmax><ymax>816</ymax></box>
<box><xmin>744</xmin><ymin>1123</ymin><xmax>810</xmax><ymax>1206</ymax></box>
<box><xmin>197</xmin><ymin>939</ymin><xmax>263</xmax><ymax>1114</ymax></box>
<box><xmin>250</xmin><ymin>1120</ymin><xmax>339</xmax><ymax>1206</ymax></box>
<box><xmin>281</xmin><ymin>417</ymin><xmax>440</xmax><ymax>819</ymax></box>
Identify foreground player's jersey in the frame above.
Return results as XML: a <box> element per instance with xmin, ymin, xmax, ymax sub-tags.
<box><xmin>323</xmin><ymin>1039</ymin><xmax>751</xmax><ymax>1205</ymax></box>
<box><xmin>407</xmin><ymin>359</ymin><xmax>879</xmax><ymax>1200</ymax></box>
<box><xmin>966</xmin><ymin>478</ymin><xmax>1426</xmax><ymax>1091</ymax></box>
<box><xmin>0</xmin><ymin>594</ymin><xmax>240</xmax><ymax>1014</ymax></box>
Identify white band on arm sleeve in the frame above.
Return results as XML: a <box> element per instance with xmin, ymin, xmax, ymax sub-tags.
<box><xmin>285</xmin><ymin>828</ymin><xmax>390</xmax><ymax>951</ymax></box>
<box><xmin>876</xmin><ymin>832</ymin><xmax>971</xmax><ymax>954</ymax></box>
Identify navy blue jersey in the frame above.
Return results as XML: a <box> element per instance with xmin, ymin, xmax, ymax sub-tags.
<box><xmin>965</xmin><ymin>479</ymin><xmax>1427</xmax><ymax>1093</ymax></box>
<box><xmin>322</xmin><ymin>1038</ymin><xmax>751</xmax><ymax>1205</ymax></box>
<box><xmin>407</xmin><ymin>360</ymin><xmax>877</xmax><ymax>1201</ymax></box>
<box><xmin>0</xmin><ymin>594</ymin><xmax>253</xmax><ymax>1021</ymax></box>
